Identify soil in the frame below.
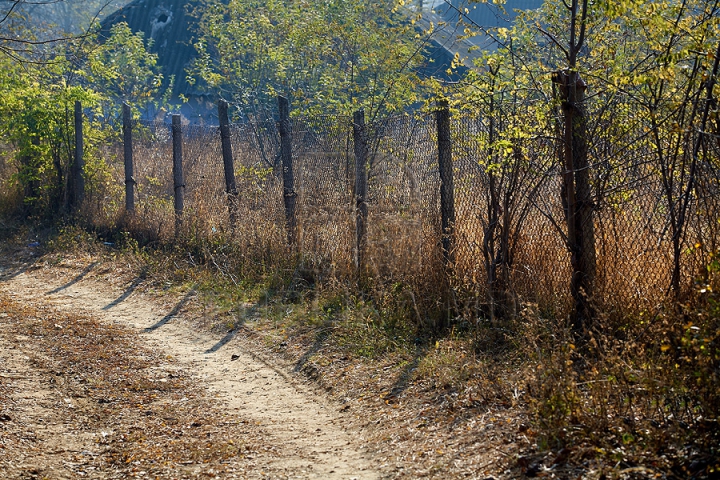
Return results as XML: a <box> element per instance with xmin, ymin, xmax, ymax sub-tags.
<box><xmin>1</xmin><ymin>241</ymin><xmax>715</xmax><ymax>479</ymax></box>
<box><xmin>0</xmin><ymin>246</ymin><xmax>534</xmax><ymax>479</ymax></box>
<box><xmin>0</xmin><ymin>253</ymin><xmax>380</xmax><ymax>479</ymax></box>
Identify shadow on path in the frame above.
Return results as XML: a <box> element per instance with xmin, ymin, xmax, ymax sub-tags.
<box><xmin>144</xmin><ymin>289</ymin><xmax>196</xmax><ymax>332</ymax></box>
<box><xmin>46</xmin><ymin>262</ymin><xmax>99</xmax><ymax>295</ymax></box>
<box><xmin>102</xmin><ymin>272</ymin><xmax>147</xmax><ymax>310</ymax></box>
<box><xmin>386</xmin><ymin>344</ymin><xmax>430</xmax><ymax>400</ymax></box>
<box><xmin>204</xmin><ymin>303</ymin><xmax>260</xmax><ymax>354</ymax></box>
<box><xmin>0</xmin><ymin>263</ymin><xmax>31</xmax><ymax>282</ymax></box>
<box><xmin>205</xmin><ymin>328</ymin><xmax>238</xmax><ymax>354</ymax></box>
<box><xmin>294</xmin><ymin>322</ymin><xmax>333</xmax><ymax>374</ymax></box>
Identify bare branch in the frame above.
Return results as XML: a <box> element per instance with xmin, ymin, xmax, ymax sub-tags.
<box><xmin>575</xmin><ymin>0</ymin><xmax>588</xmax><ymax>55</ymax></box>
<box><xmin>0</xmin><ymin>0</ymin><xmax>21</xmax><ymax>26</ymax></box>
<box><xmin>536</xmin><ymin>25</ymin><xmax>569</xmax><ymax>61</ymax></box>
<box><xmin>0</xmin><ymin>34</ymin><xmax>78</xmax><ymax>45</ymax></box>
<box><xmin>0</xmin><ymin>0</ymin><xmax>118</xmax><ymax>63</ymax></box>
<box><xmin>529</xmin><ymin>196</ymin><xmax>570</xmax><ymax>248</ymax></box>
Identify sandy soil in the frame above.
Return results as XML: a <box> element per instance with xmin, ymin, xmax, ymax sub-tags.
<box><xmin>0</xmin><ymin>259</ymin><xmax>381</xmax><ymax>479</ymax></box>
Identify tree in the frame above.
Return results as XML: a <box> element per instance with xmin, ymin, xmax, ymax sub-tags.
<box><xmin>190</xmin><ymin>0</ymin><xmax>430</xmax><ymax>120</ymax></box>
<box><xmin>450</xmin><ymin>49</ymin><xmax>555</xmax><ymax>322</ymax></box>
<box><xmin>544</xmin><ymin>0</ymin><xmax>596</xmax><ymax>337</ymax></box>
<box><xmin>0</xmin><ymin>55</ymin><xmax>103</xmax><ymax>215</ymax></box>
<box><xmin>600</xmin><ymin>0</ymin><xmax>720</xmax><ymax>297</ymax></box>
<box><xmin>452</xmin><ymin>0</ymin><xmax>720</xmax><ymax>324</ymax></box>
<box><xmin>84</xmin><ymin>21</ymin><xmax>165</xmax><ymax>120</ymax></box>
<box><xmin>0</xmin><ymin>3</ymin><xmax>163</xmax><ymax>217</ymax></box>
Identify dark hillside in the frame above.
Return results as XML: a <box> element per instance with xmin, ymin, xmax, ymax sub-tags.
<box><xmin>99</xmin><ymin>0</ymin><xmax>210</xmax><ymax>108</ymax></box>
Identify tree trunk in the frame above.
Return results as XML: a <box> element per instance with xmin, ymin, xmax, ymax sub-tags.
<box><xmin>553</xmin><ymin>70</ymin><xmax>596</xmax><ymax>337</ymax></box>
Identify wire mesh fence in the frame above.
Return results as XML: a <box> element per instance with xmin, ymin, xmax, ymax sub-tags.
<box><xmin>101</xmin><ymin>104</ymin><xmax>720</xmax><ymax>321</ymax></box>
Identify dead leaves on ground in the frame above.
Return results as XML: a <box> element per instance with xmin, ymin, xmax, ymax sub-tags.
<box><xmin>0</xmin><ymin>293</ymin><xmax>274</xmax><ymax>479</ymax></box>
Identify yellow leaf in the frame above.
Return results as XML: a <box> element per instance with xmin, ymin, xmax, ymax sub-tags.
<box><xmin>661</xmin><ymin>345</ymin><xmax>671</xmax><ymax>352</ymax></box>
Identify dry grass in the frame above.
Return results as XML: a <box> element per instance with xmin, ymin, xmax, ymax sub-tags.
<box><xmin>2</xmin><ymin>110</ymin><xmax>719</xmax><ymax>477</ymax></box>
<box><xmin>88</xmin><ymin>115</ymin><xmax>718</xmax><ymax>325</ymax></box>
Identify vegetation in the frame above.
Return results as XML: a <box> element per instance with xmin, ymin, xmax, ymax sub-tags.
<box><xmin>0</xmin><ymin>0</ymin><xmax>163</xmax><ymax>219</ymax></box>
<box><xmin>190</xmin><ymin>0</ymin><xmax>430</xmax><ymax>118</ymax></box>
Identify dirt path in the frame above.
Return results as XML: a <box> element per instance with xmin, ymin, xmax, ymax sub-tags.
<box><xmin>0</xmin><ymin>260</ymin><xmax>380</xmax><ymax>479</ymax></box>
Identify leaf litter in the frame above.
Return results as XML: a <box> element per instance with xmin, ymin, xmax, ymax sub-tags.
<box><xmin>2</xmin><ymin>246</ymin><xmax>697</xmax><ymax>479</ymax></box>
<box><xmin>0</xmin><ymin>293</ymin><xmax>282</xmax><ymax>479</ymax></box>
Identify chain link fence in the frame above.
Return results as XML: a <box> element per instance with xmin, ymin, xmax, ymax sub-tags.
<box><xmin>101</xmin><ymin>104</ymin><xmax>720</xmax><ymax>321</ymax></box>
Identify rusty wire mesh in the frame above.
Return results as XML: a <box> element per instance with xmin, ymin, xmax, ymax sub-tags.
<box><xmin>103</xmin><ymin>107</ymin><xmax>720</xmax><ymax>319</ymax></box>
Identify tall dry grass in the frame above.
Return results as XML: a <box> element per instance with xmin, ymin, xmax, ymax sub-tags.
<box><xmin>1</xmin><ymin>109</ymin><xmax>717</xmax><ymax>473</ymax></box>
<box><xmin>85</xmin><ymin>113</ymin><xmax>719</xmax><ymax>330</ymax></box>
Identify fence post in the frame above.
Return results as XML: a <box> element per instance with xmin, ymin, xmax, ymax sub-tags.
<box><xmin>353</xmin><ymin>109</ymin><xmax>368</xmax><ymax>275</ymax></box>
<box><xmin>436</xmin><ymin>99</ymin><xmax>455</xmax><ymax>269</ymax></box>
<box><xmin>172</xmin><ymin>114</ymin><xmax>185</xmax><ymax>238</ymax></box>
<box><xmin>218</xmin><ymin>100</ymin><xmax>239</xmax><ymax>229</ymax></box>
<box><xmin>70</xmin><ymin>100</ymin><xmax>85</xmax><ymax>212</ymax></box>
<box><xmin>123</xmin><ymin>103</ymin><xmax>135</xmax><ymax>214</ymax></box>
<box><xmin>277</xmin><ymin>96</ymin><xmax>296</xmax><ymax>246</ymax></box>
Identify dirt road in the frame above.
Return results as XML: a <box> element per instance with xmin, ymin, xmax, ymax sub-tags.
<box><xmin>0</xmin><ymin>259</ymin><xmax>380</xmax><ymax>479</ymax></box>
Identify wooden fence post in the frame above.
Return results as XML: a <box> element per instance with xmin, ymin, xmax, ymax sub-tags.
<box><xmin>69</xmin><ymin>100</ymin><xmax>85</xmax><ymax>212</ymax></box>
<box><xmin>277</xmin><ymin>96</ymin><xmax>296</xmax><ymax>246</ymax></box>
<box><xmin>172</xmin><ymin>114</ymin><xmax>185</xmax><ymax>238</ymax></box>
<box><xmin>353</xmin><ymin>109</ymin><xmax>368</xmax><ymax>274</ymax></box>
<box><xmin>123</xmin><ymin>103</ymin><xmax>135</xmax><ymax>214</ymax></box>
<box><xmin>436</xmin><ymin>99</ymin><xmax>455</xmax><ymax>269</ymax></box>
<box><xmin>218</xmin><ymin>100</ymin><xmax>239</xmax><ymax>228</ymax></box>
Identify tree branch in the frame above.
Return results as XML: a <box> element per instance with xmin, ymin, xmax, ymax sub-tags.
<box><xmin>536</xmin><ymin>25</ymin><xmax>569</xmax><ymax>61</ymax></box>
<box><xmin>575</xmin><ymin>0</ymin><xmax>588</xmax><ymax>55</ymax></box>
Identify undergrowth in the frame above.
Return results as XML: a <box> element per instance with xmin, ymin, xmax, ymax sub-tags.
<box><xmin>2</xmin><ymin>218</ymin><xmax>718</xmax><ymax>478</ymax></box>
